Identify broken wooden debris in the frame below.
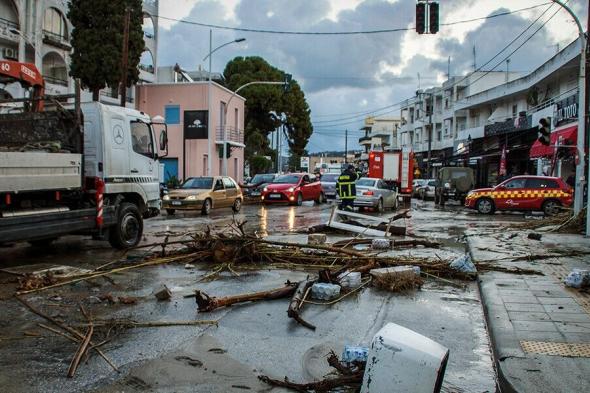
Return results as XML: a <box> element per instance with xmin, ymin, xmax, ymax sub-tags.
<box><xmin>287</xmin><ymin>279</ymin><xmax>316</xmax><ymax>330</ymax></box>
<box><xmin>259</xmin><ymin>350</ymin><xmax>365</xmax><ymax>392</ymax></box>
<box><xmin>67</xmin><ymin>305</ymin><xmax>93</xmax><ymax>378</ymax></box>
<box><xmin>153</xmin><ymin>285</ymin><xmax>172</xmax><ymax>301</ymax></box>
<box><xmin>194</xmin><ymin>282</ymin><xmax>298</xmax><ymax>312</ymax></box>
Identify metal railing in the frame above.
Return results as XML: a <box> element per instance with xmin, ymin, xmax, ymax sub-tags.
<box><xmin>43</xmin><ymin>75</ymin><xmax>68</xmax><ymax>86</ymax></box>
<box><xmin>215</xmin><ymin>126</ymin><xmax>244</xmax><ymax>144</ymax></box>
<box><xmin>0</xmin><ymin>17</ymin><xmax>18</xmax><ymax>31</ymax></box>
<box><xmin>139</xmin><ymin>64</ymin><xmax>154</xmax><ymax>73</ymax></box>
<box><xmin>42</xmin><ymin>30</ymin><xmax>68</xmax><ymax>43</ymax></box>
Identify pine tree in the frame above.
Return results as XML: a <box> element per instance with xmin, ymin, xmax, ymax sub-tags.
<box><xmin>68</xmin><ymin>0</ymin><xmax>144</xmax><ymax>101</ymax></box>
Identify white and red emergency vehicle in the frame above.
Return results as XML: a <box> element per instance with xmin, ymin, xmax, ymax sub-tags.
<box><xmin>367</xmin><ymin>148</ymin><xmax>414</xmax><ymax>194</ymax></box>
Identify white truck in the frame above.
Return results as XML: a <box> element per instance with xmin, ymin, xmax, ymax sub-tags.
<box><xmin>0</xmin><ymin>100</ymin><xmax>168</xmax><ymax>249</ymax></box>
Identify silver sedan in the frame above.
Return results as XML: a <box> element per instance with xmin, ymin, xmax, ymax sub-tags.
<box><xmin>354</xmin><ymin>177</ymin><xmax>398</xmax><ymax>212</ymax></box>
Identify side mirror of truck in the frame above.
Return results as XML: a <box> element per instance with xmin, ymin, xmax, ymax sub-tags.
<box><xmin>159</xmin><ymin>129</ymin><xmax>168</xmax><ymax>151</ymax></box>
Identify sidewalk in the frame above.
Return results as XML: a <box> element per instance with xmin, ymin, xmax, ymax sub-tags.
<box><xmin>468</xmin><ymin>230</ymin><xmax>590</xmax><ymax>393</ymax></box>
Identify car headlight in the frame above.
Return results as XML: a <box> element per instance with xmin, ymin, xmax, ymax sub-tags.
<box><xmin>186</xmin><ymin>195</ymin><xmax>197</xmax><ymax>200</ymax></box>
<box><xmin>263</xmin><ymin>186</ymin><xmax>268</xmax><ymax>192</ymax></box>
<box><xmin>163</xmin><ymin>195</ymin><xmax>170</xmax><ymax>201</ymax></box>
<box><xmin>287</xmin><ymin>187</ymin><xmax>295</xmax><ymax>192</ymax></box>
<box><xmin>444</xmin><ymin>183</ymin><xmax>451</xmax><ymax>189</ymax></box>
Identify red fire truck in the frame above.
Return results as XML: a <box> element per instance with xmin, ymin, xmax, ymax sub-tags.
<box><xmin>367</xmin><ymin>148</ymin><xmax>414</xmax><ymax>194</ymax></box>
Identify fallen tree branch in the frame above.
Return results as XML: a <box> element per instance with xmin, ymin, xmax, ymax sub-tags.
<box><xmin>195</xmin><ymin>282</ymin><xmax>298</xmax><ymax>312</ymax></box>
<box><xmin>287</xmin><ymin>279</ymin><xmax>316</xmax><ymax>331</ymax></box>
<box><xmin>67</xmin><ymin>323</ymin><xmax>93</xmax><ymax>378</ymax></box>
<box><xmin>15</xmin><ymin>296</ymin><xmax>119</xmax><ymax>372</ymax></box>
<box><xmin>258</xmin><ymin>374</ymin><xmax>363</xmax><ymax>392</ymax></box>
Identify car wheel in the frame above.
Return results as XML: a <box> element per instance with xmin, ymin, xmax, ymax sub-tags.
<box><xmin>201</xmin><ymin>199</ymin><xmax>212</xmax><ymax>215</ymax></box>
<box><xmin>232</xmin><ymin>198</ymin><xmax>242</xmax><ymax>213</ymax></box>
<box><xmin>391</xmin><ymin>197</ymin><xmax>399</xmax><ymax>211</ymax></box>
<box><xmin>108</xmin><ymin>202</ymin><xmax>143</xmax><ymax>249</ymax></box>
<box><xmin>476</xmin><ymin>198</ymin><xmax>495</xmax><ymax>215</ymax></box>
<box><xmin>315</xmin><ymin>192</ymin><xmax>326</xmax><ymax>204</ymax></box>
<box><xmin>377</xmin><ymin>198</ymin><xmax>384</xmax><ymax>213</ymax></box>
<box><xmin>542</xmin><ymin>199</ymin><xmax>561</xmax><ymax>216</ymax></box>
<box><xmin>296</xmin><ymin>193</ymin><xmax>303</xmax><ymax>206</ymax></box>
<box><xmin>166</xmin><ymin>209</ymin><xmax>175</xmax><ymax>215</ymax></box>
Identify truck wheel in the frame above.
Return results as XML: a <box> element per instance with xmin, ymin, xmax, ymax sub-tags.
<box><xmin>108</xmin><ymin>202</ymin><xmax>143</xmax><ymax>249</ymax></box>
<box><xmin>476</xmin><ymin>198</ymin><xmax>495</xmax><ymax>215</ymax></box>
<box><xmin>232</xmin><ymin>198</ymin><xmax>242</xmax><ymax>213</ymax></box>
<box><xmin>166</xmin><ymin>209</ymin><xmax>176</xmax><ymax>215</ymax></box>
<box><xmin>201</xmin><ymin>199</ymin><xmax>212</xmax><ymax>215</ymax></box>
<box><xmin>542</xmin><ymin>199</ymin><xmax>561</xmax><ymax>216</ymax></box>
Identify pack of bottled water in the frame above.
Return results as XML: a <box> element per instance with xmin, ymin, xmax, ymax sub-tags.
<box><xmin>564</xmin><ymin>269</ymin><xmax>590</xmax><ymax>288</ymax></box>
<box><xmin>338</xmin><ymin>271</ymin><xmax>362</xmax><ymax>289</ymax></box>
<box><xmin>450</xmin><ymin>254</ymin><xmax>477</xmax><ymax>273</ymax></box>
<box><xmin>371</xmin><ymin>238</ymin><xmax>391</xmax><ymax>249</ymax></box>
<box><xmin>311</xmin><ymin>282</ymin><xmax>341</xmax><ymax>300</ymax></box>
<box><xmin>341</xmin><ymin>345</ymin><xmax>369</xmax><ymax>363</ymax></box>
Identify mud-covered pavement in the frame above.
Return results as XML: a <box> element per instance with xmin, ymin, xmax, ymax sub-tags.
<box><xmin>0</xmin><ymin>200</ymin><xmax>533</xmax><ymax>392</ymax></box>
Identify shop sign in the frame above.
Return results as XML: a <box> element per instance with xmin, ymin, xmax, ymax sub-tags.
<box><xmin>553</xmin><ymin>94</ymin><xmax>577</xmax><ymax>127</ymax></box>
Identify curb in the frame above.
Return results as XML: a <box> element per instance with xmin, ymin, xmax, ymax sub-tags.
<box><xmin>468</xmin><ymin>239</ymin><xmax>521</xmax><ymax>393</ymax></box>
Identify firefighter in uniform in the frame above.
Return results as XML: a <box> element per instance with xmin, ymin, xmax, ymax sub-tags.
<box><xmin>337</xmin><ymin>164</ymin><xmax>358</xmax><ymax>211</ymax></box>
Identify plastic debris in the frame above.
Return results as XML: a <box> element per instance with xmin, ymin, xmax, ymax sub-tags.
<box><xmin>369</xmin><ymin>266</ymin><xmax>419</xmax><ymax>279</ymax></box>
<box><xmin>564</xmin><ymin>269</ymin><xmax>590</xmax><ymax>289</ymax></box>
<box><xmin>338</xmin><ymin>271</ymin><xmax>362</xmax><ymax>289</ymax></box>
<box><xmin>308</xmin><ymin>233</ymin><xmax>327</xmax><ymax>245</ymax></box>
<box><xmin>449</xmin><ymin>254</ymin><xmax>477</xmax><ymax>273</ymax></box>
<box><xmin>371</xmin><ymin>238</ymin><xmax>391</xmax><ymax>249</ymax></box>
<box><xmin>342</xmin><ymin>345</ymin><xmax>369</xmax><ymax>363</ymax></box>
<box><xmin>311</xmin><ymin>282</ymin><xmax>341</xmax><ymax>300</ymax></box>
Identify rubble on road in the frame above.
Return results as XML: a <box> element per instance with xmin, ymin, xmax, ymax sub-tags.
<box><xmin>153</xmin><ymin>284</ymin><xmax>172</xmax><ymax>301</ymax></box>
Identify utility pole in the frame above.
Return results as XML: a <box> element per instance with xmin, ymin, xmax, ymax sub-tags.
<box><xmin>119</xmin><ymin>7</ymin><xmax>130</xmax><ymax>107</ymax></box>
<box><xmin>344</xmin><ymin>129</ymin><xmax>348</xmax><ymax>163</ymax></box>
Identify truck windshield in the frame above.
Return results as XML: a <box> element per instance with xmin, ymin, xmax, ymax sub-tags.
<box><xmin>182</xmin><ymin>177</ymin><xmax>213</xmax><ymax>189</ymax></box>
<box><xmin>273</xmin><ymin>175</ymin><xmax>301</xmax><ymax>184</ymax></box>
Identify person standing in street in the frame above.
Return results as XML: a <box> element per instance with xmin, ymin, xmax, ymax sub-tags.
<box><xmin>337</xmin><ymin>164</ymin><xmax>358</xmax><ymax>211</ymax></box>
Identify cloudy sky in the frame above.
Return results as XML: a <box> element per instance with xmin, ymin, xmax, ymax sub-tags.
<box><xmin>156</xmin><ymin>0</ymin><xmax>587</xmax><ymax>153</ymax></box>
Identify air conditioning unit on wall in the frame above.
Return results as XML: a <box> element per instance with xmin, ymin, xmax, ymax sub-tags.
<box><xmin>2</xmin><ymin>47</ymin><xmax>18</xmax><ymax>60</ymax></box>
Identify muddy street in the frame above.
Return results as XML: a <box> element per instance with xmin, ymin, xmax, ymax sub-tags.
<box><xmin>0</xmin><ymin>200</ymin><xmax>533</xmax><ymax>392</ymax></box>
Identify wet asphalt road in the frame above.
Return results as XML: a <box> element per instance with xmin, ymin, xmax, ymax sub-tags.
<box><xmin>0</xmin><ymin>199</ymin><xmax>530</xmax><ymax>392</ymax></box>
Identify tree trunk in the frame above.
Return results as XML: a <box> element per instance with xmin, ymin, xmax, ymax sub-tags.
<box><xmin>92</xmin><ymin>89</ymin><xmax>100</xmax><ymax>101</ymax></box>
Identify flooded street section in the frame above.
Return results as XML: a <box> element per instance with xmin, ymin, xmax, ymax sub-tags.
<box><xmin>0</xmin><ymin>200</ymin><xmax>529</xmax><ymax>392</ymax></box>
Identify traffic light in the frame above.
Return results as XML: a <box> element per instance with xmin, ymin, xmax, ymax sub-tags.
<box><xmin>284</xmin><ymin>73</ymin><xmax>292</xmax><ymax>92</ymax></box>
<box><xmin>429</xmin><ymin>2</ymin><xmax>439</xmax><ymax>34</ymax></box>
<box><xmin>416</xmin><ymin>2</ymin><xmax>426</xmax><ymax>34</ymax></box>
<box><xmin>538</xmin><ymin>118</ymin><xmax>550</xmax><ymax>146</ymax></box>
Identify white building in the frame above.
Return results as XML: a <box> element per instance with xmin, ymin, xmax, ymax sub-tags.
<box><xmin>398</xmin><ymin>37</ymin><xmax>581</xmax><ymax>186</ymax></box>
<box><xmin>359</xmin><ymin>115</ymin><xmax>402</xmax><ymax>153</ymax></box>
<box><xmin>0</xmin><ymin>0</ymin><xmax>158</xmax><ymax>105</ymax></box>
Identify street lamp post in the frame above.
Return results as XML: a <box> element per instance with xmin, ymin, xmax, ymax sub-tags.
<box><xmin>202</xmin><ymin>31</ymin><xmax>245</xmax><ymax>177</ymax></box>
<box><xmin>549</xmin><ymin>1</ymin><xmax>587</xmax><ymax>228</ymax></box>
<box><xmin>221</xmin><ymin>81</ymin><xmax>287</xmax><ymax>176</ymax></box>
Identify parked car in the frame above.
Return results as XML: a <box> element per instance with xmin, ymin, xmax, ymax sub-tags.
<box><xmin>354</xmin><ymin>177</ymin><xmax>398</xmax><ymax>212</ymax></box>
<box><xmin>417</xmin><ymin>179</ymin><xmax>437</xmax><ymax>200</ymax></box>
<box><xmin>243</xmin><ymin>173</ymin><xmax>277</xmax><ymax>198</ymax></box>
<box><xmin>412</xmin><ymin>179</ymin><xmax>427</xmax><ymax>197</ymax></box>
<box><xmin>163</xmin><ymin>176</ymin><xmax>243</xmax><ymax>215</ymax></box>
<box><xmin>435</xmin><ymin>167</ymin><xmax>475</xmax><ymax>206</ymax></box>
<box><xmin>465</xmin><ymin>175</ymin><xmax>573</xmax><ymax>215</ymax></box>
<box><xmin>261</xmin><ymin>173</ymin><xmax>325</xmax><ymax>205</ymax></box>
<box><xmin>320</xmin><ymin>173</ymin><xmax>340</xmax><ymax>199</ymax></box>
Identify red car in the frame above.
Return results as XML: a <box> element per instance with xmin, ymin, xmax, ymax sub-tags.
<box><xmin>261</xmin><ymin>173</ymin><xmax>326</xmax><ymax>205</ymax></box>
<box><xmin>465</xmin><ymin>175</ymin><xmax>573</xmax><ymax>215</ymax></box>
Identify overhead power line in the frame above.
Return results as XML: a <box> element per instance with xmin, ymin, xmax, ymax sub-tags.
<box><xmin>155</xmin><ymin>2</ymin><xmax>552</xmax><ymax>36</ymax></box>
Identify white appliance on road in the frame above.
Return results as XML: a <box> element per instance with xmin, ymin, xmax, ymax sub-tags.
<box><xmin>361</xmin><ymin>322</ymin><xmax>449</xmax><ymax>393</ymax></box>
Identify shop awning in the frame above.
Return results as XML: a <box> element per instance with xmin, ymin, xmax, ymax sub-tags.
<box><xmin>529</xmin><ymin>124</ymin><xmax>577</xmax><ymax>159</ymax></box>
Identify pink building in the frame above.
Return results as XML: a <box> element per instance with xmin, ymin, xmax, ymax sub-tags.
<box><xmin>136</xmin><ymin>82</ymin><xmax>245</xmax><ymax>183</ymax></box>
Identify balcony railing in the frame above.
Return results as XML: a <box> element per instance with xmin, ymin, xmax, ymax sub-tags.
<box><xmin>43</xmin><ymin>75</ymin><xmax>68</xmax><ymax>86</ymax></box>
<box><xmin>359</xmin><ymin>136</ymin><xmax>371</xmax><ymax>144</ymax></box>
<box><xmin>42</xmin><ymin>30</ymin><xmax>70</xmax><ymax>50</ymax></box>
<box><xmin>0</xmin><ymin>17</ymin><xmax>18</xmax><ymax>31</ymax></box>
<box><xmin>216</xmin><ymin>126</ymin><xmax>244</xmax><ymax>144</ymax></box>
